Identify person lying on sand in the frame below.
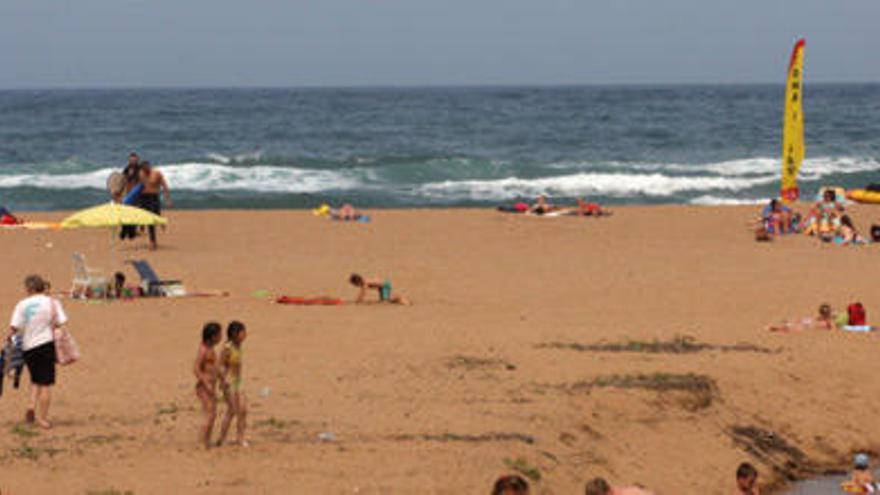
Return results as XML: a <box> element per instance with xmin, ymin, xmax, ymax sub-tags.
<box><xmin>331</xmin><ymin>203</ymin><xmax>362</xmax><ymax>221</ymax></box>
<box><xmin>492</xmin><ymin>474</ymin><xmax>530</xmax><ymax>495</ymax></box>
<box><xmin>349</xmin><ymin>273</ymin><xmax>410</xmax><ymax>305</ymax></box>
<box><xmin>766</xmin><ymin>303</ymin><xmax>838</xmax><ymax>332</ymax></box>
<box><xmin>194</xmin><ymin>322</ymin><xmax>224</xmax><ymax>449</ymax></box>
<box><xmin>734</xmin><ymin>462</ymin><xmax>760</xmax><ymax>495</ymax></box>
<box><xmin>528</xmin><ymin>195</ymin><xmax>561</xmax><ymax>215</ymax></box>
<box><xmin>570</xmin><ymin>198</ymin><xmax>611</xmax><ymax>217</ymax></box>
<box><xmin>584</xmin><ymin>477</ymin><xmax>654</xmax><ymax>495</ymax></box>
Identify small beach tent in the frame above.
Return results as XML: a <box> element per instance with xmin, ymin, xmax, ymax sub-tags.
<box><xmin>60</xmin><ymin>202</ymin><xmax>167</xmax><ymax>229</ymax></box>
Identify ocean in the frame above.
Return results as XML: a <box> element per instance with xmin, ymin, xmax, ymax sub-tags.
<box><xmin>1</xmin><ymin>85</ymin><xmax>878</xmax><ymax>211</ymax></box>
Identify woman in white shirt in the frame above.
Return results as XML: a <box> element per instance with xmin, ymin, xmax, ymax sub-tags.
<box><xmin>7</xmin><ymin>275</ymin><xmax>68</xmax><ymax>429</ymax></box>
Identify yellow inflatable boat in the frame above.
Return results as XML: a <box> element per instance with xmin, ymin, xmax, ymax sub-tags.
<box><xmin>847</xmin><ymin>189</ymin><xmax>880</xmax><ymax>204</ymax></box>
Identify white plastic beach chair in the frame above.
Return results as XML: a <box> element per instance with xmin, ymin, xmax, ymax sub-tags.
<box><xmin>71</xmin><ymin>252</ymin><xmax>109</xmax><ymax>299</ymax></box>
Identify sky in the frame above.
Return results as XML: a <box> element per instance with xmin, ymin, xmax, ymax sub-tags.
<box><xmin>1</xmin><ymin>0</ymin><xmax>879</xmax><ymax>88</ymax></box>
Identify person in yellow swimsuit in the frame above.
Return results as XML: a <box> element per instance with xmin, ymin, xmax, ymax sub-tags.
<box><xmin>217</xmin><ymin>321</ymin><xmax>248</xmax><ymax>447</ymax></box>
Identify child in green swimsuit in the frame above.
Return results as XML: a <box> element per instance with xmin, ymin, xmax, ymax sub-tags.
<box><xmin>217</xmin><ymin>321</ymin><xmax>248</xmax><ymax>447</ymax></box>
<box><xmin>349</xmin><ymin>273</ymin><xmax>410</xmax><ymax>305</ymax></box>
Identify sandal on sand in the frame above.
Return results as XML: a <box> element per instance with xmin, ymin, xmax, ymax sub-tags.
<box><xmin>25</xmin><ymin>409</ymin><xmax>35</xmax><ymax>423</ymax></box>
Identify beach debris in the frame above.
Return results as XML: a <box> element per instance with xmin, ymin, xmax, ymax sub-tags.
<box><xmin>250</xmin><ymin>289</ymin><xmax>271</xmax><ymax>299</ymax></box>
<box><xmin>389</xmin><ymin>432</ymin><xmax>534</xmax><ymax>445</ymax></box>
<box><xmin>503</xmin><ymin>457</ymin><xmax>542</xmax><ymax>482</ymax></box>
<box><xmin>536</xmin><ymin>335</ymin><xmax>780</xmax><ymax>355</ymax></box>
<box><xmin>548</xmin><ymin>372</ymin><xmax>719</xmax><ymax>411</ymax></box>
<box><xmin>726</xmin><ymin>425</ymin><xmax>821</xmax><ymax>481</ymax></box>
<box><xmin>259</xmin><ymin>386</ymin><xmax>271</xmax><ymax>397</ymax></box>
<box><xmin>318</xmin><ymin>431</ymin><xmax>336</xmax><ymax>442</ymax></box>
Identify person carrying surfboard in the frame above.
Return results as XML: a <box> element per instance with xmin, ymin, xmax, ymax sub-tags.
<box><xmin>119</xmin><ymin>152</ymin><xmax>142</xmax><ymax>240</ymax></box>
<box><xmin>137</xmin><ymin>161</ymin><xmax>172</xmax><ymax>251</ymax></box>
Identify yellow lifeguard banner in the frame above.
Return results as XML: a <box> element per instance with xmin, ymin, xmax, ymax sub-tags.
<box><xmin>780</xmin><ymin>39</ymin><xmax>805</xmax><ymax>203</ymax></box>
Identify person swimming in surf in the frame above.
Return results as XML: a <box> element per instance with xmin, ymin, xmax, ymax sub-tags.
<box><xmin>349</xmin><ymin>274</ymin><xmax>410</xmax><ymax>305</ymax></box>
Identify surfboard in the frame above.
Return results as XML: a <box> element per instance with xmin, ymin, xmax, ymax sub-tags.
<box><xmin>122</xmin><ymin>183</ymin><xmax>144</xmax><ymax>205</ymax></box>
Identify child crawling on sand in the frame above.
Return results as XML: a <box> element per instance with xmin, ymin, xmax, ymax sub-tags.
<box><xmin>194</xmin><ymin>322</ymin><xmax>224</xmax><ymax>449</ymax></box>
<box><xmin>766</xmin><ymin>303</ymin><xmax>838</xmax><ymax>332</ymax></box>
<box><xmin>349</xmin><ymin>273</ymin><xmax>410</xmax><ymax>305</ymax></box>
<box><xmin>216</xmin><ymin>321</ymin><xmax>248</xmax><ymax>447</ymax></box>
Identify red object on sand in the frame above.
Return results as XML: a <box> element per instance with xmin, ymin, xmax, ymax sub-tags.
<box><xmin>0</xmin><ymin>214</ymin><xmax>21</xmax><ymax>225</ymax></box>
<box><xmin>276</xmin><ymin>296</ymin><xmax>345</xmax><ymax>306</ymax></box>
<box><xmin>848</xmin><ymin>303</ymin><xmax>866</xmax><ymax>326</ymax></box>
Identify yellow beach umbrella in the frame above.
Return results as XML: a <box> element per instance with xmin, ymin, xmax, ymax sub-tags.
<box><xmin>61</xmin><ymin>202</ymin><xmax>168</xmax><ymax>229</ymax></box>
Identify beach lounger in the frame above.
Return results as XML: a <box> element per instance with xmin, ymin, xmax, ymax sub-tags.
<box><xmin>71</xmin><ymin>252</ymin><xmax>109</xmax><ymax>298</ymax></box>
<box><xmin>127</xmin><ymin>259</ymin><xmax>184</xmax><ymax>297</ymax></box>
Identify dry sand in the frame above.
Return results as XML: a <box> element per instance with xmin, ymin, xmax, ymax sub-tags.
<box><xmin>1</xmin><ymin>205</ymin><xmax>880</xmax><ymax>494</ymax></box>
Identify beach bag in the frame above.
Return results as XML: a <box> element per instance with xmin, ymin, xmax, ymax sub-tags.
<box><xmin>53</xmin><ymin>328</ymin><xmax>80</xmax><ymax>366</ymax></box>
<box><xmin>848</xmin><ymin>302</ymin><xmax>867</xmax><ymax>326</ymax></box>
<box><xmin>50</xmin><ymin>299</ymin><xmax>80</xmax><ymax>366</ymax></box>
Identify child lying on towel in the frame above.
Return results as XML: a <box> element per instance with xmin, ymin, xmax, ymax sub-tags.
<box><xmin>767</xmin><ymin>303</ymin><xmax>839</xmax><ymax>332</ymax></box>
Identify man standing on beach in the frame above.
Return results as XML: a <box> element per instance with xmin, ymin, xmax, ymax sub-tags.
<box><xmin>119</xmin><ymin>152</ymin><xmax>141</xmax><ymax>240</ymax></box>
<box><xmin>137</xmin><ymin>161</ymin><xmax>172</xmax><ymax>250</ymax></box>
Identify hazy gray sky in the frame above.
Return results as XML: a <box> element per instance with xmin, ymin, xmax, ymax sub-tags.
<box><xmin>1</xmin><ymin>0</ymin><xmax>878</xmax><ymax>88</ymax></box>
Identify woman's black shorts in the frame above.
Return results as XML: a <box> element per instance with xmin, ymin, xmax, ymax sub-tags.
<box><xmin>23</xmin><ymin>342</ymin><xmax>56</xmax><ymax>386</ymax></box>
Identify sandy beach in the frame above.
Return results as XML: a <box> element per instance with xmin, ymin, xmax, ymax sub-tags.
<box><xmin>2</xmin><ymin>205</ymin><xmax>880</xmax><ymax>494</ymax></box>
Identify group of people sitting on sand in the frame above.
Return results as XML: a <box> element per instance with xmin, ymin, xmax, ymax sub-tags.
<box><xmin>757</xmin><ymin>190</ymin><xmax>876</xmax><ymax>245</ymax></box>
<box><xmin>491</xmin><ymin>461</ymin><xmax>766</xmax><ymax>494</ymax></box>
<box><xmin>767</xmin><ymin>301</ymin><xmax>872</xmax><ymax>333</ymax></box>
<box><xmin>499</xmin><ymin>195</ymin><xmax>611</xmax><ymax>217</ymax></box>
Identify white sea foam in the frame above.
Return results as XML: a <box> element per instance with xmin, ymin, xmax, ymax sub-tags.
<box><xmin>549</xmin><ymin>156</ymin><xmax>880</xmax><ymax>179</ymax></box>
<box><xmin>0</xmin><ymin>163</ymin><xmax>360</xmax><ymax>193</ymax></box>
<box><xmin>417</xmin><ymin>172</ymin><xmax>777</xmax><ymax>200</ymax></box>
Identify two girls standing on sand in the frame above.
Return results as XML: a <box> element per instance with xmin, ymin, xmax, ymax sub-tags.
<box><xmin>193</xmin><ymin>320</ymin><xmax>248</xmax><ymax>448</ymax></box>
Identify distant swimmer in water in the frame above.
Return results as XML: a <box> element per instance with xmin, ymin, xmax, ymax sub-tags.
<box><xmin>349</xmin><ymin>273</ymin><xmax>410</xmax><ymax>305</ymax></box>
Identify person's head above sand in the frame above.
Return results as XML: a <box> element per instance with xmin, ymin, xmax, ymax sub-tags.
<box><xmin>734</xmin><ymin>462</ymin><xmax>759</xmax><ymax>494</ymax></box>
<box><xmin>492</xmin><ymin>474</ymin><xmax>529</xmax><ymax>495</ymax></box>
<box><xmin>584</xmin><ymin>477</ymin><xmax>654</xmax><ymax>495</ymax></box>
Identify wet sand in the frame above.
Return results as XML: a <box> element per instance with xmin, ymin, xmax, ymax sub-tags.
<box><xmin>1</xmin><ymin>206</ymin><xmax>880</xmax><ymax>494</ymax></box>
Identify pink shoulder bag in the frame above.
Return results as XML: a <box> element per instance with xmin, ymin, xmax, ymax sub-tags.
<box><xmin>51</xmin><ymin>298</ymin><xmax>80</xmax><ymax>366</ymax></box>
